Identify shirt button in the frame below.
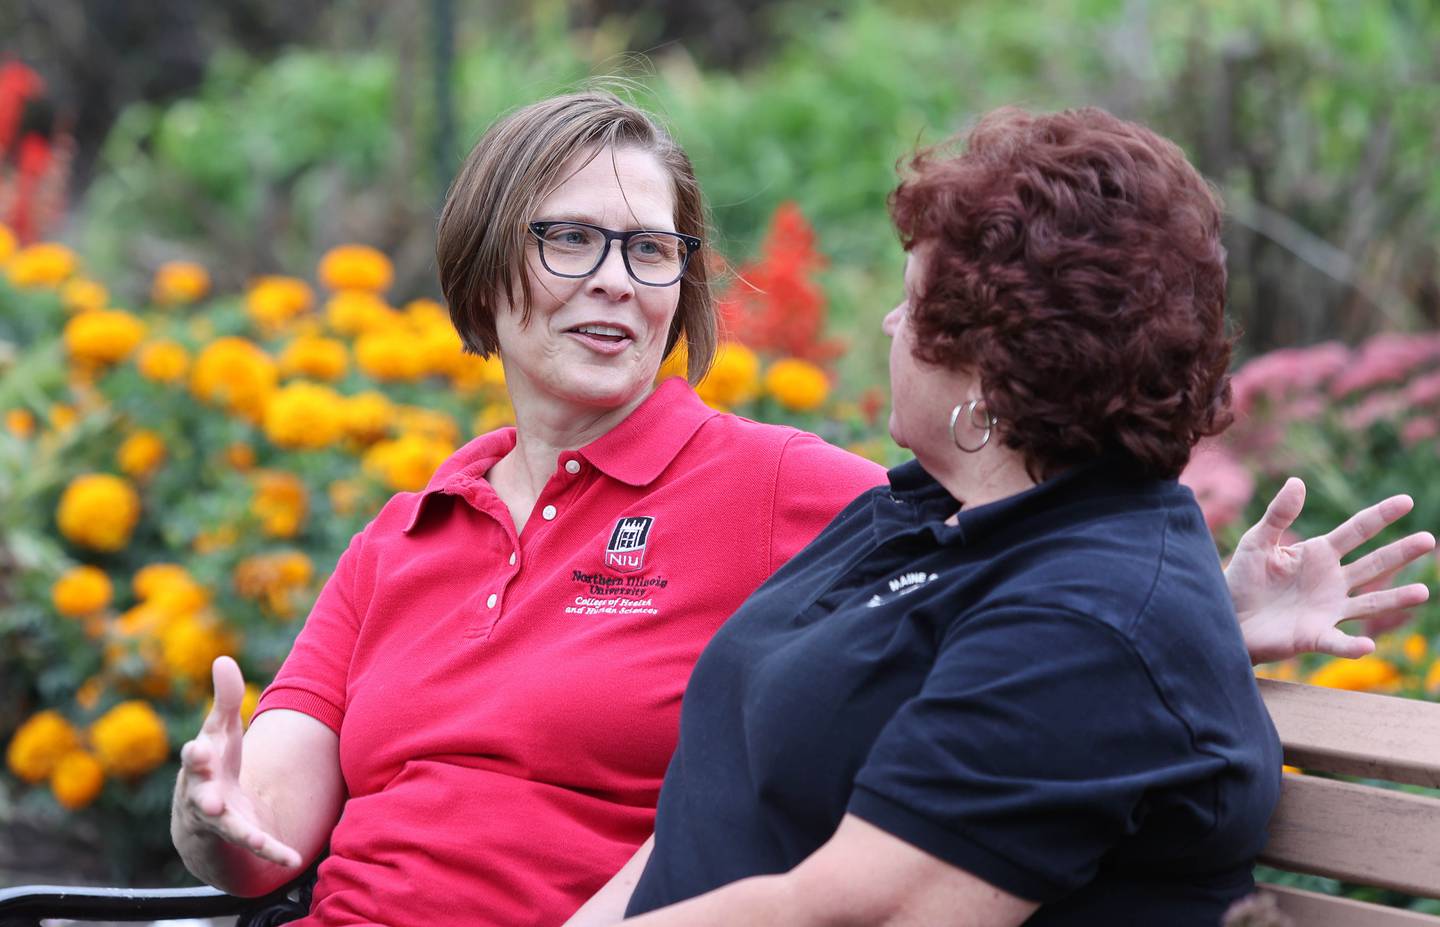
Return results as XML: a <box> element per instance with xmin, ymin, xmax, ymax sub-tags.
<box><xmin>564</xmin><ymin>459</ymin><xmax>581</xmax><ymax>474</ymax></box>
<box><xmin>542</xmin><ymin>504</ymin><xmax>557</xmax><ymax>520</ymax></box>
<box><xmin>486</xmin><ymin>593</ymin><xmax>498</xmax><ymax>608</ymax></box>
<box><xmin>508</xmin><ymin>551</ymin><xmax>517</xmax><ymax>566</ymax></box>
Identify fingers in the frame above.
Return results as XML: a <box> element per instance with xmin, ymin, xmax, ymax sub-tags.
<box><xmin>1323</xmin><ymin>494</ymin><xmax>1416</xmax><ymax>558</ymax></box>
<box><xmin>241</xmin><ymin>827</ymin><xmax>304</xmax><ymax>869</ymax></box>
<box><xmin>1343</xmin><ymin>531</ymin><xmax>1437</xmax><ymax>588</ymax></box>
<box><xmin>207</xmin><ymin>656</ymin><xmax>247</xmax><ymax>731</ymax></box>
<box><xmin>1315</xmin><ymin>627</ymin><xmax>1376</xmax><ymax>660</ymax></box>
<box><xmin>1342</xmin><ymin>583</ymin><xmax>1431</xmax><ymax>621</ymax></box>
<box><xmin>1240</xmin><ymin>477</ymin><xmax>1305</xmax><ymax>550</ymax></box>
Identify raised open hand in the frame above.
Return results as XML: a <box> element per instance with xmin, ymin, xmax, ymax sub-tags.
<box><xmin>173</xmin><ymin>656</ymin><xmax>303</xmax><ymax>869</ymax></box>
<box><xmin>1225</xmin><ymin>478</ymin><xmax>1434</xmax><ymax>665</ymax></box>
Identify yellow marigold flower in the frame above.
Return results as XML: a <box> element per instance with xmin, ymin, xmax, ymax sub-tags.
<box><xmin>136</xmin><ymin>339</ymin><xmax>190</xmax><ymax>384</ymax></box>
<box><xmin>403</xmin><ymin>298</ymin><xmax>449</xmax><ymax>328</ymax></box>
<box><xmin>1404</xmin><ymin>634</ymin><xmax>1428</xmax><ymax>664</ymax></box>
<box><xmin>89</xmin><ymin>700</ymin><xmax>168</xmax><ymax>778</ymax></box>
<box><xmin>340</xmin><ymin>390</ymin><xmax>394</xmax><ymax>444</ymax></box>
<box><xmin>450</xmin><ymin>353</ymin><xmax>506</xmax><ymax>393</ymax></box>
<box><xmin>152</xmin><ymin>261</ymin><xmax>211</xmax><ymax>306</ymax></box>
<box><xmin>325</xmin><ymin>290</ymin><xmax>399</xmax><ymax>337</ymax></box>
<box><xmin>1309</xmin><ymin>655</ymin><xmax>1401</xmax><ymax>692</ymax></box>
<box><xmin>394</xmin><ymin>406</ymin><xmax>459</xmax><ymax>444</ymax></box>
<box><xmin>149</xmin><ymin>577</ymin><xmax>210</xmax><ymax>618</ymax></box>
<box><xmin>117</xmin><ymin>430</ymin><xmax>166</xmax><ymax>480</ymax></box>
<box><xmin>241</xmin><ymin>683</ymin><xmax>261</xmax><ymax>726</ymax></box>
<box><xmin>161</xmin><ymin>614</ymin><xmax>238</xmax><ymax>684</ymax></box>
<box><xmin>0</xmin><ymin>222</ymin><xmax>15</xmax><ymax>262</ymax></box>
<box><xmin>318</xmin><ymin>244</ymin><xmax>393</xmax><ymax>293</ymax></box>
<box><xmin>50</xmin><ymin>750</ymin><xmax>105</xmax><ymax>809</ymax></box>
<box><xmin>356</xmin><ymin>330</ymin><xmax>426</xmax><ymax>382</ymax></box>
<box><xmin>224</xmin><ymin>441</ymin><xmax>256</xmax><ymax>471</ymax></box>
<box><xmin>190</xmin><ymin>337</ymin><xmax>277</xmax><ymax>422</ymax></box>
<box><xmin>765</xmin><ymin>358</ymin><xmax>830</xmax><ymax>412</ymax></box>
<box><xmin>363</xmin><ymin>434</ymin><xmax>454</xmax><ymax>492</ymax></box>
<box><xmin>1427</xmin><ymin>660</ymin><xmax>1440</xmax><ymax>694</ymax></box>
<box><xmin>328</xmin><ymin>478</ymin><xmax>366</xmax><ymax>516</ymax></box>
<box><xmin>696</xmin><ymin>342</ymin><xmax>760</xmax><ymax>410</ymax></box>
<box><xmin>57</xmin><ymin>474</ymin><xmax>141</xmax><ymax>552</ymax></box>
<box><xmin>251</xmin><ymin>470</ymin><xmax>308</xmax><ymax>538</ymax></box>
<box><xmin>279</xmin><ymin>335</ymin><xmax>348</xmax><ymax>382</ymax></box>
<box><xmin>6</xmin><ymin>407</ymin><xmax>35</xmax><ymax>438</ymax></box>
<box><xmin>52</xmin><ymin>565</ymin><xmax>113</xmax><ymax>617</ymax></box>
<box><xmin>245</xmin><ymin>276</ymin><xmax>315</xmax><ymax>336</ymax></box>
<box><xmin>417</xmin><ymin>324</ymin><xmax>465</xmax><ymax>379</ymax></box>
<box><xmin>6</xmin><ymin>242</ymin><xmax>77</xmax><ymax>288</ymax></box>
<box><xmin>61</xmin><ymin>278</ymin><xmax>108</xmax><ymax>314</ymax></box>
<box><xmin>657</xmin><ymin>342</ymin><xmax>688</xmax><ymax>382</ymax></box>
<box><xmin>49</xmin><ymin>404</ymin><xmax>78</xmax><ymax>431</ymax></box>
<box><xmin>263</xmin><ymin>381</ymin><xmax>344</xmax><ymax>450</ymax></box>
<box><xmin>132</xmin><ymin>563</ymin><xmax>192</xmax><ymax>601</ymax></box>
<box><xmin>63</xmin><ymin>308</ymin><xmax>146</xmax><ymax>366</ymax></box>
<box><xmin>6</xmin><ymin>710</ymin><xmax>82</xmax><ymax>783</ymax></box>
<box><xmin>472</xmin><ymin>402</ymin><xmax>515</xmax><ymax>435</ymax></box>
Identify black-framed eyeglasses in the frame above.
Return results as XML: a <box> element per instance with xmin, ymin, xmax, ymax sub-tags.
<box><xmin>527</xmin><ymin>220</ymin><xmax>702</xmax><ymax>288</ymax></box>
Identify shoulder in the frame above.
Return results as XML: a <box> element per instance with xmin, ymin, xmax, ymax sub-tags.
<box><xmin>690</xmin><ymin>412</ymin><xmax>886</xmax><ymax>486</ymax></box>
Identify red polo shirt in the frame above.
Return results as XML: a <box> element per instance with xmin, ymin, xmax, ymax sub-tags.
<box><xmin>255</xmin><ymin>378</ymin><xmax>886</xmax><ymax>927</ymax></box>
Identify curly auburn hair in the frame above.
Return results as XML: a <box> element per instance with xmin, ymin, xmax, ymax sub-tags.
<box><xmin>889</xmin><ymin>106</ymin><xmax>1233</xmax><ymax>480</ymax></box>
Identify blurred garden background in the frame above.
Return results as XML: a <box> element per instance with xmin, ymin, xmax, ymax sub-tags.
<box><xmin>2</xmin><ymin>0</ymin><xmax>1439</xmax><ymax>913</ymax></box>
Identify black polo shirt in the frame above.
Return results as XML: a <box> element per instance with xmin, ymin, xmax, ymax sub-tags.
<box><xmin>627</xmin><ymin>459</ymin><xmax>1281</xmax><ymax>925</ymax></box>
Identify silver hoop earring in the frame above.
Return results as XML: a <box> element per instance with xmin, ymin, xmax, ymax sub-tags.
<box><xmin>950</xmin><ymin>399</ymin><xmax>996</xmax><ymax>453</ymax></box>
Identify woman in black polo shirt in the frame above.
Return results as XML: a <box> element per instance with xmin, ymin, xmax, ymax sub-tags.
<box><xmin>566</xmin><ymin>107</ymin><xmax>1430</xmax><ymax>926</ymax></box>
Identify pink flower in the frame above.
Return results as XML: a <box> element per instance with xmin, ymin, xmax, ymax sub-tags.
<box><xmin>1329</xmin><ymin>332</ymin><xmax>1440</xmax><ymax>398</ymax></box>
<box><xmin>1401</xmin><ymin>417</ymin><xmax>1439</xmax><ymax>446</ymax></box>
<box><xmin>1340</xmin><ymin>391</ymin><xmax>1404</xmax><ymax>430</ymax></box>
<box><xmin>1181</xmin><ymin>443</ymin><xmax>1256</xmax><ymax>534</ymax></box>
<box><xmin>1405</xmin><ymin>370</ymin><xmax>1440</xmax><ymax>407</ymax></box>
<box><xmin>1231</xmin><ymin>342</ymin><xmax>1350</xmax><ymax>417</ymax></box>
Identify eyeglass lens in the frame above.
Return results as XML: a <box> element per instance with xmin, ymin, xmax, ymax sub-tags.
<box><xmin>536</xmin><ymin>223</ymin><xmax>689</xmax><ymax>286</ymax></box>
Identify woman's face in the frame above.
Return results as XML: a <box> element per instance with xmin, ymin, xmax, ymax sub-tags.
<box><xmin>883</xmin><ymin>247</ymin><xmax>982</xmax><ymax>465</ymax></box>
<box><xmin>495</xmin><ymin>145</ymin><xmax>681</xmax><ymax>417</ymax></box>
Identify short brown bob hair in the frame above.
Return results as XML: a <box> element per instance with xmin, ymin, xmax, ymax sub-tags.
<box><xmin>436</xmin><ymin>91</ymin><xmax>716</xmax><ymax>382</ymax></box>
<box><xmin>890</xmin><ymin>106</ymin><xmax>1233</xmax><ymax>480</ymax></box>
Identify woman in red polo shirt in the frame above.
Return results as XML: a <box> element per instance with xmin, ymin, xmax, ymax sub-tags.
<box><xmin>170</xmin><ymin>93</ymin><xmax>1431</xmax><ymax>927</ymax></box>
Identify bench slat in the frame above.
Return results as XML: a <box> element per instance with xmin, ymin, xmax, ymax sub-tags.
<box><xmin>1259</xmin><ymin>773</ymin><xmax>1440</xmax><ymax>898</ymax></box>
<box><xmin>1260</xmin><ymin>884</ymin><xmax>1440</xmax><ymax>926</ymax></box>
<box><xmin>1257</xmin><ymin>678</ymin><xmax>1440</xmax><ymax>787</ymax></box>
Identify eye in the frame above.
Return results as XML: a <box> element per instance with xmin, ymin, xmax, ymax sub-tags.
<box><xmin>543</xmin><ymin>224</ymin><xmax>598</xmax><ymax>249</ymax></box>
<box><xmin>628</xmin><ymin>234</ymin><xmax>676</xmax><ymax>263</ymax></box>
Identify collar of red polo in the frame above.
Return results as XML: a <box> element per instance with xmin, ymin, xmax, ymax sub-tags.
<box><xmin>402</xmin><ymin>377</ymin><xmax>715</xmax><ymax>533</ymax></box>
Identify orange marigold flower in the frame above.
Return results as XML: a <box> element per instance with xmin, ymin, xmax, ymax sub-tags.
<box><xmin>7</xmin><ymin>242</ymin><xmax>77</xmax><ymax>288</ymax></box>
<box><xmin>89</xmin><ymin>701</ymin><xmax>168</xmax><ymax>778</ymax></box>
<box><xmin>251</xmin><ymin>470</ymin><xmax>308</xmax><ymax>538</ymax></box>
<box><xmin>132</xmin><ymin>563</ymin><xmax>194</xmax><ymax>601</ymax></box>
<box><xmin>0</xmin><ymin>222</ymin><xmax>15</xmax><ymax>262</ymax></box>
<box><xmin>6</xmin><ymin>710</ymin><xmax>81</xmax><ymax>783</ymax></box>
<box><xmin>50</xmin><ymin>750</ymin><xmax>105</xmax><ymax>809</ymax></box>
<box><xmin>363</xmin><ymin>434</ymin><xmax>454</xmax><ymax>492</ymax></box>
<box><xmin>137</xmin><ymin>339</ymin><xmax>190</xmax><ymax>384</ymax></box>
<box><xmin>279</xmin><ymin>334</ymin><xmax>348</xmax><ymax>382</ymax></box>
<box><xmin>61</xmin><ymin>278</ymin><xmax>108</xmax><ymax>313</ymax></box>
<box><xmin>262</xmin><ymin>381</ymin><xmax>344</xmax><ymax>450</ymax></box>
<box><xmin>1403</xmin><ymin>634</ymin><xmax>1428</xmax><ymax>664</ymax></box>
<box><xmin>161</xmin><ymin>614</ymin><xmax>238</xmax><ymax>684</ymax></box>
<box><xmin>245</xmin><ymin>276</ymin><xmax>315</xmax><ymax>336</ymax></box>
<box><xmin>63</xmin><ymin>308</ymin><xmax>146</xmax><ymax>366</ymax></box>
<box><xmin>57</xmin><ymin>474</ymin><xmax>141</xmax><ymax>552</ymax></box>
<box><xmin>764</xmin><ymin>358</ymin><xmax>829</xmax><ymax>412</ymax></box>
<box><xmin>117</xmin><ymin>430</ymin><xmax>166</xmax><ymax>479</ymax></box>
<box><xmin>5</xmin><ymin>407</ymin><xmax>35</xmax><ymax>438</ymax></box>
<box><xmin>224</xmin><ymin>441</ymin><xmax>257</xmax><ymax>471</ymax></box>
<box><xmin>325</xmin><ymin>290</ymin><xmax>399</xmax><ymax>337</ymax></box>
<box><xmin>190</xmin><ymin>337</ymin><xmax>277</xmax><ymax>422</ymax></box>
<box><xmin>52</xmin><ymin>565</ymin><xmax>113</xmax><ymax>617</ymax></box>
<box><xmin>696</xmin><ymin>342</ymin><xmax>760</xmax><ymax>410</ymax></box>
<box><xmin>340</xmin><ymin>390</ymin><xmax>394</xmax><ymax>444</ymax></box>
<box><xmin>355</xmin><ymin>330</ymin><xmax>426</xmax><ymax>382</ymax></box>
<box><xmin>1309</xmin><ymin>655</ymin><xmax>1401</xmax><ymax>692</ymax></box>
<box><xmin>152</xmin><ymin>261</ymin><xmax>211</xmax><ymax>306</ymax></box>
<box><xmin>318</xmin><ymin>244</ymin><xmax>393</xmax><ymax>293</ymax></box>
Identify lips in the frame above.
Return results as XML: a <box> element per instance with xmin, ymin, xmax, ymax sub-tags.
<box><xmin>568</xmin><ymin>323</ymin><xmax>631</xmax><ymax>342</ymax></box>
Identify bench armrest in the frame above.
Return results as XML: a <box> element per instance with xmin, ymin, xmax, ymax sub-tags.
<box><xmin>0</xmin><ymin>870</ymin><xmax>314</xmax><ymax>927</ymax></box>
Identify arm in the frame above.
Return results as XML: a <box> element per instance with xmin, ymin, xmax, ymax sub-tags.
<box><xmin>171</xmin><ymin>656</ymin><xmax>344</xmax><ymax>897</ymax></box>
<box><xmin>1224</xmin><ymin>478</ymin><xmax>1434</xmax><ymax>664</ymax></box>
<box><xmin>562</xmin><ymin>835</ymin><xmax>654</xmax><ymax>927</ymax></box>
<box><xmin>622</xmin><ymin>816</ymin><xmax>1035</xmax><ymax>927</ymax></box>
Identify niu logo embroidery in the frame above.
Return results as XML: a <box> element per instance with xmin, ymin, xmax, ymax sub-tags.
<box><xmin>605</xmin><ymin>516</ymin><xmax>654</xmax><ymax>573</ymax></box>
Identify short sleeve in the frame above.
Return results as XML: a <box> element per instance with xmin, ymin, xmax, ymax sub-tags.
<box><xmin>253</xmin><ymin>529</ymin><xmax>369</xmax><ymax>733</ymax></box>
<box><xmin>848</xmin><ymin>607</ymin><xmax>1211</xmax><ymax>903</ymax></box>
<box><xmin>768</xmin><ymin>433</ymin><xmax>886</xmax><ymax>573</ymax></box>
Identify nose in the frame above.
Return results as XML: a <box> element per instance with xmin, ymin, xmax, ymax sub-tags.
<box><xmin>882</xmin><ymin>303</ymin><xmax>904</xmax><ymax>337</ymax></box>
<box><xmin>587</xmin><ymin>240</ymin><xmax>635</xmax><ymax>301</ymax></box>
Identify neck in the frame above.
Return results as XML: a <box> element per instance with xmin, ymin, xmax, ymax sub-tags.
<box><xmin>924</xmin><ymin>445</ymin><xmax>1039</xmax><ymax>517</ymax></box>
<box><xmin>500</xmin><ymin>381</ymin><xmax>655</xmax><ymax>492</ymax></box>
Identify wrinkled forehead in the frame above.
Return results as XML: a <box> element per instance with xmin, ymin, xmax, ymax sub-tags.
<box><xmin>534</xmin><ymin>145</ymin><xmax>677</xmax><ymax>232</ymax></box>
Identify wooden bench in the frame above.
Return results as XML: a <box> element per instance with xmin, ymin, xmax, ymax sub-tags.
<box><xmin>2</xmin><ymin>679</ymin><xmax>1437</xmax><ymax>926</ymax></box>
<box><xmin>1256</xmin><ymin>677</ymin><xmax>1440</xmax><ymax>925</ymax></box>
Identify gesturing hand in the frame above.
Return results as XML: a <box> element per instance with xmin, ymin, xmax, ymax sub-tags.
<box><xmin>174</xmin><ymin>656</ymin><xmax>303</xmax><ymax>869</ymax></box>
<box><xmin>1226</xmin><ymin>478</ymin><xmax>1435</xmax><ymax>665</ymax></box>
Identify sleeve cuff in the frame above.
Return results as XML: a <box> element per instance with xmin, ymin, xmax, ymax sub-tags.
<box><xmin>253</xmin><ymin>685</ymin><xmax>344</xmax><ymax>734</ymax></box>
<box><xmin>847</xmin><ymin>784</ymin><xmax>1065</xmax><ymax>903</ymax></box>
